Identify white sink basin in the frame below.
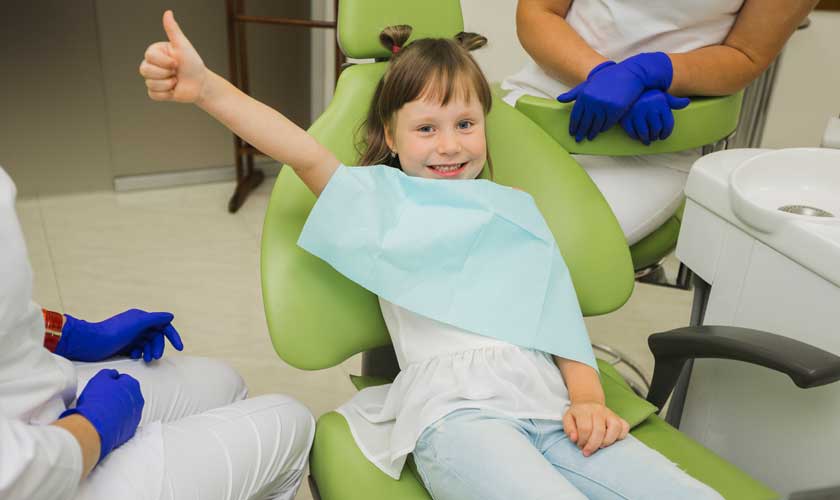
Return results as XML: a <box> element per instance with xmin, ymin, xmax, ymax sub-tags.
<box><xmin>730</xmin><ymin>148</ymin><xmax>840</xmax><ymax>232</ymax></box>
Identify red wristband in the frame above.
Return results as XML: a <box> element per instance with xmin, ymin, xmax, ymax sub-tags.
<box><xmin>42</xmin><ymin>309</ymin><xmax>64</xmax><ymax>352</ymax></box>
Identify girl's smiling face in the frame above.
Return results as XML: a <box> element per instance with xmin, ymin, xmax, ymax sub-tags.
<box><xmin>384</xmin><ymin>92</ymin><xmax>487</xmax><ymax>180</ymax></box>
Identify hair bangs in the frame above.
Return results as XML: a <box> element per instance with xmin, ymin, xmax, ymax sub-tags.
<box><xmin>416</xmin><ymin>66</ymin><xmax>479</xmax><ymax>108</ymax></box>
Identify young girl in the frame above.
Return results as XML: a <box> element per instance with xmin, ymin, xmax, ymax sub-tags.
<box><xmin>141</xmin><ymin>11</ymin><xmax>723</xmax><ymax>500</ymax></box>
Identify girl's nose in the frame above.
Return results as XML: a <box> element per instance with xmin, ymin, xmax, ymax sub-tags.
<box><xmin>436</xmin><ymin>131</ymin><xmax>462</xmax><ymax>155</ymax></box>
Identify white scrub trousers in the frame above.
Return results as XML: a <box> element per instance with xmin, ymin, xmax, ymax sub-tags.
<box><xmin>72</xmin><ymin>356</ymin><xmax>315</xmax><ymax>500</ymax></box>
<box><xmin>574</xmin><ymin>150</ymin><xmax>698</xmax><ymax>246</ymax></box>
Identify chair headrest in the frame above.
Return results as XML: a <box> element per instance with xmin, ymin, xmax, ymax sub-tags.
<box><xmin>338</xmin><ymin>0</ymin><xmax>465</xmax><ymax>59</ymax></box>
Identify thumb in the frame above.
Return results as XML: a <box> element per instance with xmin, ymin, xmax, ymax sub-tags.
<box><xmin>666</xmin><ymin>94</ymin><xmax>690</xmax><ymax>110</ymax></box>
<box><xmin>563</xmin><ymin>411</ymin><xmax>578</xmax><ymax>442</ymax></box>
<box><xmin>136</xmin><ymin>311</ymin><xmax>175</xmax><ymax>330</ymax></box>
<box><xmin>96</xmin><ymin>368</ymin><xmax>120</xmax><ymax>380</ymax></box>
<box><xmin>556</xmin><ymin>84</ymin><xmax>583</xmax><ymax>103</ymax></box>
<box><xmin>163</xmin><ymin>10</ymin><xmax>189</xmax><ymax>48</ymax></box>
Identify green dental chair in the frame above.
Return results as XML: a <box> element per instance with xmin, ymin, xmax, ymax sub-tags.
<box><xmin>508</xmin><ymin>89</ymin><xmax>743</xmax><ymax>289</ymax></box>
<box><xmin>259</xmin><ymin>0</ymin><xmax>789</xmax><ymax>498</ymax></box>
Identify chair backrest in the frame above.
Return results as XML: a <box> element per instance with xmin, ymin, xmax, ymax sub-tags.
<box><xmin>260</xmin><ymin>0</ymin><xmax>634</xmax><ymax>370</ymax></box>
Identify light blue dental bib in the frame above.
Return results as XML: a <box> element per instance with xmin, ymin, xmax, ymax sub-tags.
<box><xmin>298</xmin><ymin>165</ymin><xmax>597</xmax><ymax>371</ymax></box>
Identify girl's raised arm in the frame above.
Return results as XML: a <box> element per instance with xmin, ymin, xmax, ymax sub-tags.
<box><xmin>139</xmin><ymin>10</ymin><xmax>339</xmax><ymax>196</ymax></box>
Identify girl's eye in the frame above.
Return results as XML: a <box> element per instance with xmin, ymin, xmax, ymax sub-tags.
<box><xmin>418</xmin><ymin>125</ymin><xmax>434</xmax><ymax>133</ymax></box>
<box><xmin>458</xmin><ymin>120</ymin><xmax>473</xmax><ymax>130</ymax></box>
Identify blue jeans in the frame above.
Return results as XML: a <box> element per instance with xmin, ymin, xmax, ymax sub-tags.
<box><xmin>412</xmin><ymin>409</ymin><xmax>723</xmax><ymax>500</ymax></box>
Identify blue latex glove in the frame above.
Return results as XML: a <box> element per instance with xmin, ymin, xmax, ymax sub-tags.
<box><xmin>60</xmin><ymin>369</ymin><xmax>144</xmax><ymax>462</ymax></box>
<box><xmin>620</xmin><ymin>89</ymin><xmax>690</xmax><ymax>145</ymax></box>
<box><xmin>557</xmin><ymin>52</ymin><xmax>674</xmax><ymax>142</ymax></box>
<box><xmin>54</xmin><ymin>309</ymin><xmax>184</xmax><ymax>363</ymax></box>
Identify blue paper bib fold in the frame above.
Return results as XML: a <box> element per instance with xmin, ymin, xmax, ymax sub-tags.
<box><xmin>298</xmin><ymin>165</ymin><xmax>596</xmax><ymax>371</ymax></box>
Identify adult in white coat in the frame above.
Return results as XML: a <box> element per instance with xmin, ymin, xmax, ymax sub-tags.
<box><xmin>502</xmin><ymin>0</ymin><xmax>817</xmax><ymax>246</ymax></box>
<box><xmin>0</xmin><ymin>166</ymin><xmax>314</xmax><ymax>500</ymax></box>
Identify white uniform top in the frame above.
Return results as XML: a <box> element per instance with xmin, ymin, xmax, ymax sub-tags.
<box><xmin>501</xmin><ymin>0</ymin><xmax>744</xmax><ymax>245</ymax></box>
<box><xmin>0</xmin><ymin>167</ymin><xmax>84</xmax><ymax>499</ymax></box>
<box><xmin>502</xmin><ymin>0</ymin><xmax>745</xmax><ymax>104</ymax></box>
<box><xmin>337</xmin><ymin>298</ymin><xmax>572</xmax><ymax>479</ymax></box>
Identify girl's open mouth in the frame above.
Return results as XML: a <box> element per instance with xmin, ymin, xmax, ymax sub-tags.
<box><xmin>427</xmin><ymin>162</ymin><xmax>467</xmax><ymax>177</ymax></box>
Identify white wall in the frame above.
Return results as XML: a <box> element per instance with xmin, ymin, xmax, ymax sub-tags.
<box><xmin>1</xmin><ymin>0</ymin><xmax>312</xmax><ymax>197</ymax></box>
<box><xmin>461</xmin><ymin>0</ymin><xmax>527</xmax><ymax>85</ymax></box>
<box><xmin>761</xmin><ymin>11</ymin><xmax>840</xmax><ymax>149</ymax></box>
<box><xmin>311</xmin><ymin>0</ymin><xmax>336</xmax><ymax>123</ymax></box>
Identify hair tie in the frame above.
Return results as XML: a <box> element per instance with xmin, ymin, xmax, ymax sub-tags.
<box><xmin>391</xmin><ymin>44</ymin><xmax>401</xmax><ymax>54</ymax></box>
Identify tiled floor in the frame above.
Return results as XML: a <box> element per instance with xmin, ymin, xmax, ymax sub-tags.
<box><xmin>16</xmin><ymin>175</ymin><xmax>694</xmax><ymax>500</ymax></box>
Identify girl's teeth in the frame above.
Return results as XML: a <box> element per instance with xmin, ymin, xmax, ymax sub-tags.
<box><xmin>431</xmin><ymin>163</ymin><xmax>462</xmax><ymax>172</ymax></box>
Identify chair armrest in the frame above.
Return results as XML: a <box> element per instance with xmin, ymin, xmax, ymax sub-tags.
<box><xmin>512</xmin><ymin>92</ymin><xmax>743</xmax><ymax>156</ymax></box>
<box><xmin>645</xmin><ymin>325</ymin><xmax>840</xmax><ymax>409</ymax></box>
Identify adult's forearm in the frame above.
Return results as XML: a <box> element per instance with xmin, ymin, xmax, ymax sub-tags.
<box><xmin>667</xmin><ymin>47</ymin><xmax>763</xmax><ymax>97</ymax></box>
<box><xmin>670</xmin><ymin>0</ymin><xmax>817</xmax><ymax>96</ymax></box>
<box><xmin>52</xmin><ymin>415</ymin><xmax>100</xmax><ymax>480</ymax></box>
<box><xmin>553</xmin><ymin>356</ymin><xmax>605</xmax><ymax>404</ymax></box>
<box><xmin>516</xmin><ymin>1</ymin><xmax>608</xmax><ymax>87</ymax></box>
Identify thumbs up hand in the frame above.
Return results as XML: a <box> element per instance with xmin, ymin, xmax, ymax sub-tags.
<box><xmin>139</xmin><ymin>10</ymin><xmax>207</xmax><ymax>103</ymax></box>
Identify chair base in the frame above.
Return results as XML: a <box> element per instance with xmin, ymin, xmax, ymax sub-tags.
<box><xmin>635</xmin><ymin>261</ymin><xmax>693</xmax><ymax>290</ymax></box>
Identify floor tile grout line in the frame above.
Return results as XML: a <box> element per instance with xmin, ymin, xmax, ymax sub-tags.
<box><xmin>35</xmin><ymin>195</ymin><xmax>66</xmax><ymax>312</ymax></box>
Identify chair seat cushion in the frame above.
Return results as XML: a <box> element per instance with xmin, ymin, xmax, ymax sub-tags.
<box><xmin>629</xmin><ymin>214</ymin><xmax>681</xmax><ymax>270</ymax></box>
<box><xmin>311</xmin><ymin>411</ymin><xmax>433</xmax><ymax>500</ymax></box>
<box><xmin>629</xmin><ymin>198</ymin><xmax>686</xmax><ymax>270</ymax></box>
<box><xmin>632</xmin><ymin>416</ymin><xmax>777</xmax><ymax>499</ymax></box>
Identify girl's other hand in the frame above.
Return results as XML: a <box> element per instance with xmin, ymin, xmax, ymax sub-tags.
<box><xmin>139</xmin><ymin>10</ymin><xmax>207</xmax><ymax>104</ymax></box>
<box><xmin>562</xmin><ymin>401</ymin><xmax>630</xmax><ymax>457</ymax></box>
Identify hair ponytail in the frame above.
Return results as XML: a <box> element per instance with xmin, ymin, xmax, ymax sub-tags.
<box><xmin>379</xmin><ymin>25</ymin><xmax>413</xmax><ymax>55</ymax></box>
<box><xmin>454</xmin><ymin>32</ymin><xmax>487</xmax><ymax>51</ymax></box>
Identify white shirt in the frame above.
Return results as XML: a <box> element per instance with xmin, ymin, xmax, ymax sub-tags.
<box><xmin>0</xmin><ymin>167</ymin><xmax>83</xmax><ymax>500</ymax></box>
<box><xmin>501</xmin><ymin>0</ymin><xmax>745</xmax><ymax>104</ymax></box>
<box><xmin>338</xmin><ymin>298</ymin><xmax>572</xmax><ymax>479</ymax></box>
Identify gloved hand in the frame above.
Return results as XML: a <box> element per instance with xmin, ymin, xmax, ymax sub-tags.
<box><xmin>54</xmin><ymin>309</ymin><xmax>184</xmax><ymax>363</ymax></box>
<box><xmin>60</xmin><ymin>369</ymin><xmax>144</xmax><ymax>462</ymax></box>
<box><xmin>557</xmin><ymin>52</ymin><xmax>674</xmax><ymax>142</ymax></box>
<box><xmin>620</xmin><ymin>89</ymin><xmax>690</xmax><ymax>145</ymax></box>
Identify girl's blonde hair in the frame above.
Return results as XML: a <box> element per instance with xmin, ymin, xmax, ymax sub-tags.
<box><xmin>356</xmin><ymin>25</ymin><xmax>493</xmax><ymax>176</ymax></box>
